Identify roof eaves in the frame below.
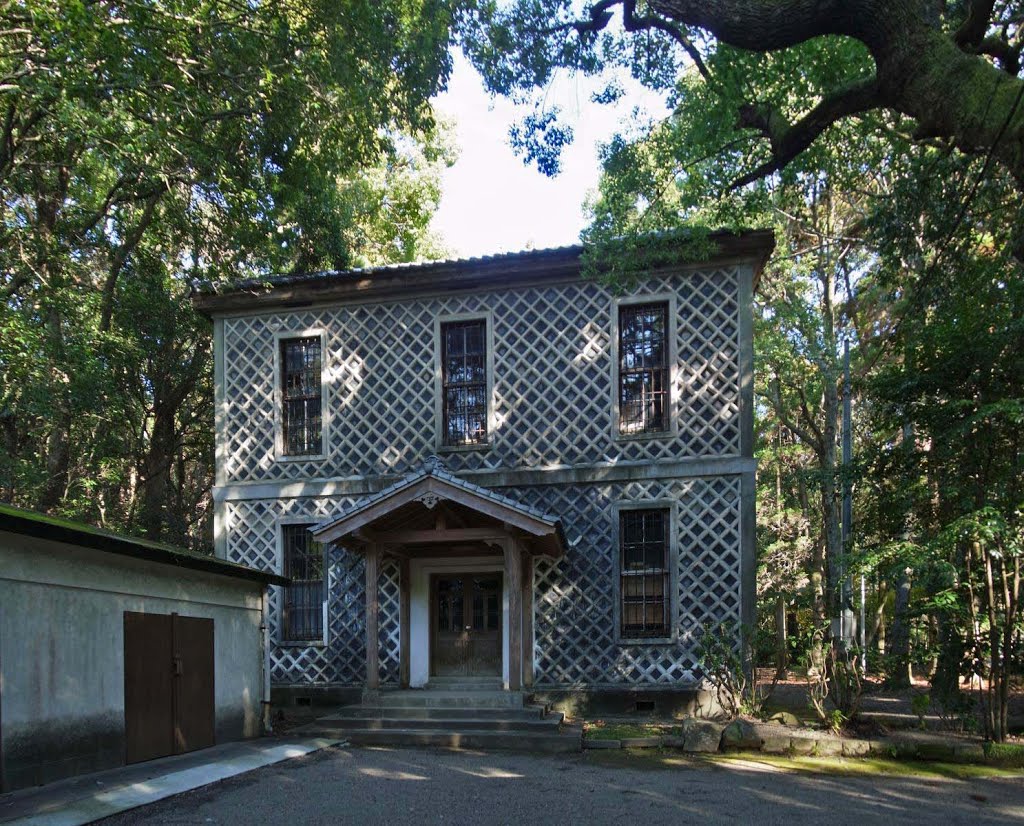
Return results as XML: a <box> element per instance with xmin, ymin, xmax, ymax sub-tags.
<box><xmin>0</xmin><ymin>504</ymin><xmax>287</xmax><ymax>586</ymax></box>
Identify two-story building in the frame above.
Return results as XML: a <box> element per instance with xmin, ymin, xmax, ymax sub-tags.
<box><xmin>193</xmin><ymin>231</ymin><xmax>772</xmax><ymax>714</ymax></box>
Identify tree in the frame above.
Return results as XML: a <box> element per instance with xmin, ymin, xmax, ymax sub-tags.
<box><xmin>463</xmin><ymin>0</ymin><xmax>1024</xmax><ymax>254</ymax></box>
<box><xmin>0</xmin><ymin>0</ymin><xmax>460</xmax><ymax>544</ymax></box>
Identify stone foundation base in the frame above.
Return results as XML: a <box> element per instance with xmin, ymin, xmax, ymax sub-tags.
<box><xmin>528</xmin><ymin>687</ymin><xmax>724</xmax><ymax>720</ymax></box>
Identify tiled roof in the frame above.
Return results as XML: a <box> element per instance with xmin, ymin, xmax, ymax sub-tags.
<box><xmin>314</xmin><ymin>454</ymin><xmax>561</xmax><ymax>536</ymax></box>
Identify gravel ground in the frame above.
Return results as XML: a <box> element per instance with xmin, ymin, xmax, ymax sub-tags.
<box><xmin>97</xmin><ymin>745</ymin><xmax>1024</xmax><ymax>826</ymax></box>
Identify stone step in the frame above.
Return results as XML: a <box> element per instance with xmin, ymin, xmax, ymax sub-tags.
<box><xmin>320</xmin><ymin>705</ymin><xmax>552</xmax><ymax>722</ymax></box>
<box><xmin>319</xmin><ymin>726</ymin><xmax>582</xmax><ymax>754</ymax></box>
<box><xmin>426</xmin><ymin>678</ymin><xmax>504</xmax><ymax>691</ymax></box>
<box><xmin>308</xmin><ymin>715</ymin><xmax>563</xmax><ymax>732</ymax></box>
<box><xmin>373</xmin><ymin>690</ymin><xmax>525</xmax><ymax>709</ymax></box>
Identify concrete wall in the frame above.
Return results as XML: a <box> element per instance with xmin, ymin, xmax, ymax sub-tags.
<box><xmin>0</xmin><ymin>532</ymin><xmax>265</xmax><ymax>791</ymax></box>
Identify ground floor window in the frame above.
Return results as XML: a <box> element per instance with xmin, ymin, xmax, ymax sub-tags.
<box><xmin>281</xmin><ymin>523</ymin><xmax>324</xmax><ymax>642</ymax></box>
<box><xmin>619</xmin><ymin>508</ymin><xmax>669</xmax><ymax>638</ymax></box>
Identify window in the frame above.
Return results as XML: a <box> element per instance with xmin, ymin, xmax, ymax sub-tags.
<box><xmin>618</xmin><ymin>302</ymin><xmax>669</xmax><ymax>434</ymax></box>
<box><xmin>281</xmin><ymin>524</ymin><xmax>324</xmax><ymax>642</ymax></box>
<box><xmin>280</xmin><ymin>336</ymin><xmax>322</xmax><ymax>456</ymax></box>
<box><xmin>441</xmin><ymin>319</ymin><xmax>488</xmax><ymax>446</ymax></box>
<box><xmin>619</xmin><ymin>509</ymin><xmax>669</xmax><ymax>638</ymax></box>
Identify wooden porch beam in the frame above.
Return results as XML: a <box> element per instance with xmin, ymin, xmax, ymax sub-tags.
<box><xmin>364</xmin><ymin>542</ymin><xmax>380</xmax><ymax>691</ymax></box>
<box><xmin>376</xmin><ymin>527</ymin><xmax>513</xmax><ymax>545</ymax></box>
<box><xmin>503</xmin><ymin>539</ymin><xmax>523</xmax><ymax>692</ymax></box>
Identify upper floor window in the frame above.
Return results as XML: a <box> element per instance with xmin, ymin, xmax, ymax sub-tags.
<box><xmin>441</xmin><ymin>319</ymin><xmax>488</xmax><ymax>446</ymax></box>
<box><xmin>618</xmin><ymin>302</ymin><xmax>669</xmax><ymax>434</ymax></box>
<box><xmin>619</xmin><ymin>508</ymin><xmax>669</xmax><ymax>638</ymax></box>
<box><xmin>280</xmin><ymin>336</ymin><xmax>322</xmax><ymax>456</ymax></box>
<box><xmin>281</xmin><ymin>523</ymin><xmax>324</xmax><ymax>642</ymax></box>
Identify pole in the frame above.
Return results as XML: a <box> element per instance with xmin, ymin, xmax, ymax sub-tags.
<box><xmin>841</xmin><ymin>338</ymin><xmax>854</xmax><ymax>651</ymax></box>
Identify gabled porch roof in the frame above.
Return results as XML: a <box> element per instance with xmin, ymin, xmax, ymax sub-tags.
<box><xmin>311</xmin><ymin>456</ymin><xmax>567</xmax><ymax>557</ymax></box>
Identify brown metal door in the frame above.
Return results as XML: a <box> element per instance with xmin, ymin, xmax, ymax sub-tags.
<box><xmin>172</xmin><ymin>614</ymin><xmax>215</xmax><ymax>754</ymax></box>
<box><xmin>124</xmin><ymin>612</ymin><xmax>215</xmax><ymax>764</ymax></box>
<box><xmin>432</xmin><ymin>574</ymin><xmax>502</xmax><ymax>677</ymax></box>
<box><xmin>124</xmin><ymin>612</ymin><xmax>174</xmax><ymax>764</ymax></box>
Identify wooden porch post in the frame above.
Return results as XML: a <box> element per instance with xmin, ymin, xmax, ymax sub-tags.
<box><xmin>399</xmin><ymin>556</ymin><xmax>410</xmax><ymax>689</ymax></box>
<box><xmin>503</xmin><ymin>539</ymin><xmax>522</xmax><ymax>692</ymax></box>
<box><xmin>521</xmin><ymin>551</ymin><xmax>534</xmax><ymax>688</ymax></box>
<box><xmin>364</xmin><ymin>543</ymin><xmax>380</xmax><ymax>691</ymax></box>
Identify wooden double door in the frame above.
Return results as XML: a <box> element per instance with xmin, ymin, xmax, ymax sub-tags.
<box><xmin>123</xmin><ymin>611</ymin><xmax>215</xmax><ymax>764</ymax></box>
<box><xmin>431</xmin><ymin>573</ymin><xmax>502</xmax><ymax>677</ymax></box>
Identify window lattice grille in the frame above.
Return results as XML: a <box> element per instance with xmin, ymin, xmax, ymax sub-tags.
<box><xmin>282</xmin><ymin>523</ymin><xmax>324</xmax><ymax>641</ymax></box>
<box><xmin>281</xmin><ymin>336</ymin><xmax>322</xmax><ymax>455</ymax></box>
<box><xmin>441</xmin><ymin>319</ymin><xmax>487</xmax><ymax>445</ymax></box>
<box><xmin>619</xmin><ymin>303</ymin><xmax>669</xmax><ymax>434</ymax></box>
<box><xmin>619</xmin><ymin>509</ymin><xmax>669</xmax><ymax>637</ymax></box>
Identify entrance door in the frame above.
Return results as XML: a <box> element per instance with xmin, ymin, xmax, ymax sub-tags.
<box><xmin>124</xmin><ymin>612</ymin><xmax>215</xmax><ymax>763</ymax></box>
<box><xmin>432</xmin><ymin>574</ymin><xmax>502</xmax><ymax>677</ymax></box>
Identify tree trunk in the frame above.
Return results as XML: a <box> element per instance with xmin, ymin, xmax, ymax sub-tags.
<box><xmin>888</xmin><ymin>567</ymin><xmax>914</xmax><ymax>688</ymax></box>
<box><xmin>775</xmin><ymin>593</ymin><xmax>788</xmax><ymax>678</ymax></box>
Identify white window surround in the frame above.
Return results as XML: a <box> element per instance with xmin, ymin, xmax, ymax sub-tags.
<box><xmin>272</xmin><ymin>328</ymin><xmax>329</xmax><ymax>462</ymax></box>
<box><xmin>433</xmin><ymin>311</ymin><xmax>496</xmax><ymax>453</ymax></box>
<box><xmin>611</xmin><ymin>500</ymin><xmax>679</xmax><ymax>645</ymax></box>
<box><xmin>275</xmin><ymin>517</ymin><xmax>329</xmax><ymax>648</ymax></box>
<box><xmin>610</xmin><ymin>293</ymin><xmax>678</xmax><ymax>441</ymax></box>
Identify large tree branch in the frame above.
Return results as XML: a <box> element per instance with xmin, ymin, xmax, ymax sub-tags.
<box><xmin>954</xmin><ymin>0</ymin><xmax>996</xmax><ymax>52</ymax></box>
<box><xmin>730</xmin><ymin>77</ymin><xmax>882</xmax><ymax>189</ymax></box>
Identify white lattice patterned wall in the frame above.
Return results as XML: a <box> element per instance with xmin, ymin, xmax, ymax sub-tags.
<box><xmin>227</xmin><ymin>476</ymin><xmax>741</xmax><ymax>687</ymax></box>
<box><xmin>221</xmin><ymin>267</ymin><xmax>741</xmax><ymax>483</ymax></box>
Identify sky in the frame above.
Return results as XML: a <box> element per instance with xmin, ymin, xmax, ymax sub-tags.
<box><xmin>429</xmin><ymin>52</ymin><xmax>668</xmax><ymax>258</ymax></box>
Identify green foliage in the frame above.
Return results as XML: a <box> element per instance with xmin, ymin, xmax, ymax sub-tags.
<box><xmin>697</xmin><ymin>621</ymin><xmax>778</xmax><ymax>719</ymax></box>
<box><xmin>0</xmin><ymin>1</ymin><xmax>461</xmax><ymax>543</ymax></box>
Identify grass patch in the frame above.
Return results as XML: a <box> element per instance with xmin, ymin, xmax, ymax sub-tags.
<box><xmin>583</xmin><ymin>720</ymin><xmax>677</xmax><ymax>741</ymax></box>
<box><xmin>983</xmin><ymin>741</ymin><xmax>1024</xmax><ymax>767</ymax></box>
<box><xmin>707</xmin><ymin>752</ymin><xmax>1024</xmax><ymax>779</ymax></box>
<box><xmin>583</xmin><ymin>748</ymin><xmax>1024</xmax><ymax>779</ymax></box>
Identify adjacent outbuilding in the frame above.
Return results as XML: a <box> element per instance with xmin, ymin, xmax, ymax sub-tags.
<box><xmin>0</xmin><ymin>504</ymin><xmax>286</xmax><ymax>792</ymax></box>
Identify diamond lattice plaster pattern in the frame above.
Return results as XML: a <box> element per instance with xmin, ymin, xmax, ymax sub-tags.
<box><xmin>227</xmin><ymin>476</ymin><xmax>741</xmax><ymax>687</ymax></box>
<box><xmin>221</xmin><ymin>268</ymin><xmax>740</xmax><ymax>482</ymax></box>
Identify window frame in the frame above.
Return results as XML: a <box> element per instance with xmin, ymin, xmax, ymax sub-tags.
<box><xmin>611</xmin><ymin>294</ymin><xmax>677</xmax><ymax>440</ymax></box>
<box><xmin>434</xmin><ymin>311</ymin><xmax>494</xmax><ymax>452</ymax></box>
<box><xmin>273</xmin><ymin>328</ymin><xmax>329</xmax><ymax>462</ymax></box>
<box><xmin>612</xmin><ymin>501</ymin><xmax>679</xmax><ymax>644</ymax></box>
<box><xmin>276</xmin><ymin>518</ymin><xmax>328</xmax><ymax>647</ymax></box>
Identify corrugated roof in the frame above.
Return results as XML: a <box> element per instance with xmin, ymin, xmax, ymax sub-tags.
<box><xmin>195</xmin><ymin>242</ymin><xmax>585</xmax><ymax>296</ymax></box>
<box><xmin>0</xmin><ymin>503</ymin><xmax>288</xmax><ymax>586</ymax></box>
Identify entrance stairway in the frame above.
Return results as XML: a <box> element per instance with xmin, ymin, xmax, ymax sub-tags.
<box><xmin>300</xmin><ymin>680</ymin><xmax>581</xmax><ymax>753</ymax></box>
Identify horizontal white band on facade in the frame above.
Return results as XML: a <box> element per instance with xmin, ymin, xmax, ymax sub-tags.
<box><xmin>212</xmin><ymin>456</ymin><xmax>757</xmax><ymax>503</ymax></box>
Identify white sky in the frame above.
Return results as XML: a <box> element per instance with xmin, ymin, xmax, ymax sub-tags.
<box><xmin>429</xmin><ymin>52</ymin><xmax>668</xmax><ymax>258</ymax></box>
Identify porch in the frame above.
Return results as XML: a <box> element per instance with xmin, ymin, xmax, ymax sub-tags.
<box><xmin>311</xmin><ymin>457</ymin><xmax>566</xmax><ymax>697</ymax></box>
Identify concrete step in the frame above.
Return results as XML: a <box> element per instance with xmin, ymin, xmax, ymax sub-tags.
<box><xmin>320</xmin><ymin>705</ymin><xmax>552</xmax><ymax>722</ymax></box>
<box><xmin>322</xmin><ymin>727</ymin><xmax>583</xmax><ymax>754</ymax></box>
<box><xmin>426</xmin><ymin>677</ymin><xmax>504</xmax><ymax>691</ymax></box>
<box><xmin>310</xmin><ymin>713</ymin><xmax>564</xmax><ymax>732</ymax></box>
<box><xmin>373</xmin><ymin>690</ymin><xmax>525</xmax><ymax>709</ymax></box>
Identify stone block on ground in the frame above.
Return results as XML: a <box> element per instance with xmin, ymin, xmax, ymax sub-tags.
<box><xmin>620</xmin><ymin>737</ymin><xmax>663</xmax><ymax>748</ymax></box>
<box><xmin>585</xmin><ymin>739</ymin><xmax>621</xmax><ymax>750</ymax></box>
<box><xmin>663</xmin><ymin>736</ymin><xmax>686</xmax><ymax>749</ymax></box>
<box><xmin>953</xmin><ymin>742</ymin><xmax>985</xmax><ymax>762</ymax></box>
<box><xmin>767</xmin><ymin>711</ymin><xmax>801</xmax><ymax>728</ymax></box>
<box><xmin>680</xmin><ymin>718</ymin><xmax>725</xmax><ymax>753</ymax></box>
<box><xmin>789</xmin><ymin>736</ymin><xmax>816</xmax><ymax>755</ymax></box>
<box><xmin>812</xmin><ymin>736</ymin><xmax>843</xmax><ymax>757</ymax></box>
<box><xmin>720</xmin><ymin>719</ymin><xmax>763</xmax><ymax>751</ymax></box>
<box><xmin>915</xmin><ymin>741</ymin><xmax>956</xmax><ymax>761</ymax></box>
<box><xmin>841</xmin><ymin>738</ymin><xmax>871</xmax><ymax>757</ymax></box>
<box><xmin>761</xmin><ymin>735</ymin><xmax>791</xmax><ymax>755</ymax></box>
